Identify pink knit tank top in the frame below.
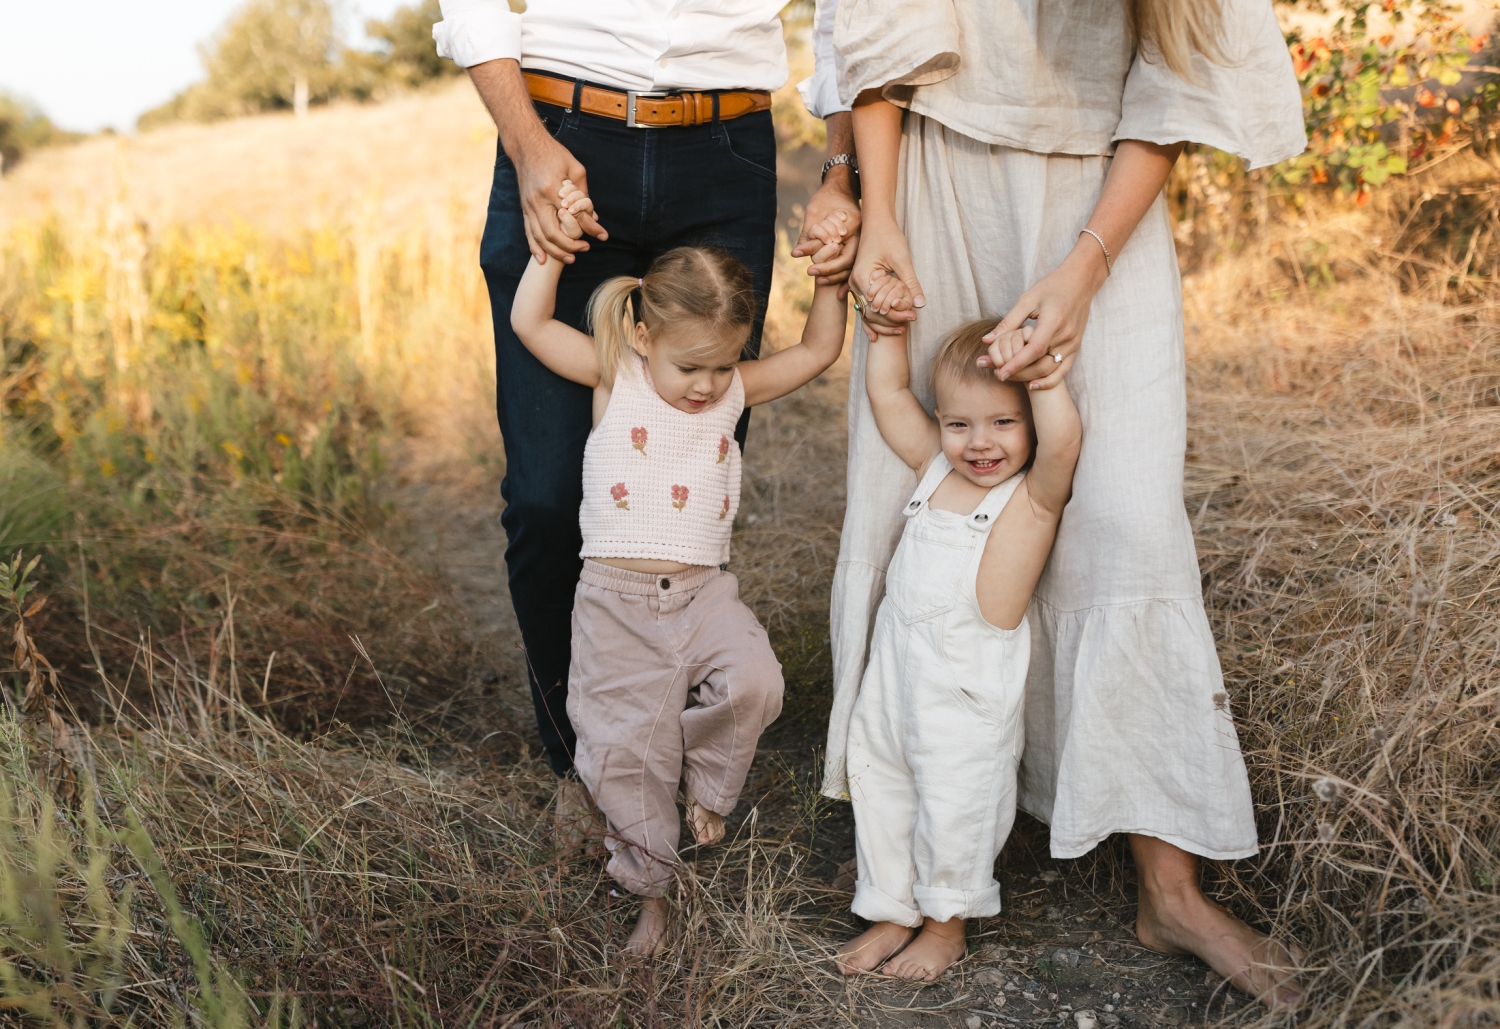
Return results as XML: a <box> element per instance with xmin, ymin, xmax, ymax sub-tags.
<box><xmin>579</xmin><ymin>355</ymin><xmax>744</xmax><ymax>566</ymax></box>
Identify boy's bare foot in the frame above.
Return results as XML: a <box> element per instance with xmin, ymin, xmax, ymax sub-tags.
<box><xmin>624</xmin><ymin>896</ymin><xmax>670</xmax><ymax>959</ymax></box>
<box><xmin>683</xmin><ymin>787</ymin><xmax>725</xmax><ymax>846</ymax></box>
<box><xmin>881</xmin><ymin>917</ymin><xmax>966</xmax><ymax>981</ymax></box>
<box><xmin>553</xmin><ymin>779</ymin><xmax>603</xmax><ymax>852</ymax></box>
<box><xmin>835</xmin><ymin>920</ymin><xmax>917</xmax><ymax>974</ymax></box>
<box><xmin>1131</xmin><ymin>835</ymin><xmax>1303</xmax><ymax>1011</ymax></box>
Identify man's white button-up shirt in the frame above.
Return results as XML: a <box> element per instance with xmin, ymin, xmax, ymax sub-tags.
<box><xmin>433</xmin><ymin>0</ymin><xmax>790</xmax><ymax>94</ymax></box>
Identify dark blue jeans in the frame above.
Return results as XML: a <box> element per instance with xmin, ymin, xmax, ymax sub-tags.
<box><xmin>480</xmin><ymin>100</ymin><xmax>777</xmax><ymax>777</ymax></box>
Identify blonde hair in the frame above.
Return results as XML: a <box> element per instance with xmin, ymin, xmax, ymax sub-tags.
<box><xmin>585</xmin><ymin>247</ymin><xmax>757</xmax><ymax>388</ymax></box>
<box><xmin>932</xmin><ymin>319</ymin><xmax>1021</xmax><ymax>394</ymax></box>
<box><xmin>1127</xmin><ymin>0</ymin><xmax>1227</xmax><ymax>80</ymax></box>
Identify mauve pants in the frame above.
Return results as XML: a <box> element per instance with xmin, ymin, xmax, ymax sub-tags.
<box><xmin>567</xmin><ymin>561</ymin><xmax>783</xmax><ymax>896</ymax></box>
<box><xmin>479</xmin><ymin>94</ymin><xmax>776</xmax><ymax>777</ymax></box>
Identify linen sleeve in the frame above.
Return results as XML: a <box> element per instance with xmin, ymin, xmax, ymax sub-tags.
<box><xmin>833</xmin><ymin>0</ymin><xmax>960</xmax><ymax>108</ymax></box>
<box><xmin>798</xmin><ymin>0</ymin><xmax>852</xmax><ymax>118</ymax></box>
<box><xmin>432</xmin><ymin>0</ymin><xmax>522</xmax><ymax>69</ymax></box>
<box><xmin>1113</xmin><ymin>0</ymin><xmax>1306</xmax><ymax>169</ymax></box>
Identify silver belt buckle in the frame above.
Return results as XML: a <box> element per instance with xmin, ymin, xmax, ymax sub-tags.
<box><xmin>625</xmin><ymin>90</ymin><xmax>672</xmax><ymax>128</ymax></box>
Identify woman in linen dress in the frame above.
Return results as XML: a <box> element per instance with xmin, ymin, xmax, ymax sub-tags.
<box><xmin>811</xmin><ymin>0</ymin><xmax>1307</xmax><ymax>1003</ymax></box>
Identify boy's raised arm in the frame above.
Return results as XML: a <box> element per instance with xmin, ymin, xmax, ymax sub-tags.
<box><xmin>1021</xmin><ymin>366</ymin><xmax>1081</xmax><ymax>519</ymax></box>
<box><xmin>865</xmin><ymin>335</ymin><xmax>939</xmax><ymax>471</ymax></box>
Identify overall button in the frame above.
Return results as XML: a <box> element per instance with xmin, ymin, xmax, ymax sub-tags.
<box><xmin>659</xmin><ymin>578</ymin><xmax>672</xmax><ymax>590</ymax></box>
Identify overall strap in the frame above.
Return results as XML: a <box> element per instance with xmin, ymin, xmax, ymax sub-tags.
<box><xmin>965</xmin><ymin>470</ymin><xmax>1026</xmax><ymax>533</ymax></box>
<box><xmin>902</xmin><ymin>453</ymin><xmax>954</xmax><ymax>518</ymax></box>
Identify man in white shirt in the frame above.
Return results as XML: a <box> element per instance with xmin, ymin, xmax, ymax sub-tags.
<box><xmin>434</xmin><ymin>0</ymin><xmax>860</xmax><ymax>798</ymax></box>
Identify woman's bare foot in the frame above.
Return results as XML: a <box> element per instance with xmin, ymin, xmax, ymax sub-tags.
<box><xmin>836</xmin><ymin>920</ymin><xmax>917</xmax><ymax>974</ymax></box>
<box><xmin>1131</xmin><ymin>835</ymin><xmax>1303</xmax><ymax>1010</ymax></box>
<box><xmin>881</xmin><ymin>917</ymin><xmax>966</xmax><ymax>981</ymax></box>
<box><xmin>683</xmin><ymin>788</ymin><xmax>725</xmax><ymax>846</ymax></box>
<box><xmin>624</xmin><ymin>896</ymin><xmax>670</xmax><ymax>959</ymax></box>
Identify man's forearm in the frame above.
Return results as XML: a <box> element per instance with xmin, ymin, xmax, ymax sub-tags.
<box><xmin>467</xmin><ymin>58</ymin><xmax>549</xmax><ymax>162</ymax></box>
<box><xmin>823</xmin><ymin>111</ymin><xmax>857</xmax><ymax>198</ymax></box>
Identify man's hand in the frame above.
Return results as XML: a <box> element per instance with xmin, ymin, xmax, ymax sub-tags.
<box><xmin>792</xmin><ymin>110</ymin><xmax>862</xmax><ymax>287</ymax></box>
<box><xmin>794</xmin><ymin>172</ymin><xmax>862</xmax><ymax>286</ymax></box>
<box><xmin>467</xmin><ymin>59</ymin><xmax>607</xmax><ymax>264</ymax></box>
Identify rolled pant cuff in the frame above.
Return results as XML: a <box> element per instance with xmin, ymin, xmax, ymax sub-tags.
<box><xmin>913</xmin><ymin>882</ymin><xmax>1001</xmax><ymax>922</ymax></box>
<box><xmin>851</xmin><ymin>880</ymin><xmax>923</xmax><ymax>928</ymax></box>
<box><xmin>605</xmin><ymin>843</ymin><xmax>675</xmax><ymax>899</ymax></box>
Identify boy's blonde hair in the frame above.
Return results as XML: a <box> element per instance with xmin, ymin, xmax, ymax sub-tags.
<box><xmin>586</xmin><ymin>246</ymin><xmax>758</xmax><ymax>387</ymax></box>
<box><xmin>932</xmin><ymin>318</ymin><xmax>1024</xmax><ymax>396</ymax></box>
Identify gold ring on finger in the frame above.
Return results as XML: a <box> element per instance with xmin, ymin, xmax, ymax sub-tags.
<box><xmin>850</xmin><ymin>287</ymin><xmax>868</xmax><ymax>313</ymax></box>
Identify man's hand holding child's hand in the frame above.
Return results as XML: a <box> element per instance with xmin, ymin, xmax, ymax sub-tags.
<box><xmin>555</xmin><ymin>181</ymin><xmax>596</xmax><ymax>242</ymax></box>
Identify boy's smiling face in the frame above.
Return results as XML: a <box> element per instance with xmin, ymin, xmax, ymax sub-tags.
<box><xmin>934</xmin><ymin>376</ymin><xmax>1035</xmax><ymax>487</ymax></box>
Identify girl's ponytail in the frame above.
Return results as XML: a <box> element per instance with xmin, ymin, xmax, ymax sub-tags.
<box><xmin>586</xmin><ymin>275</ymin><xmax>641</xmax><ymax>388</ymax></box>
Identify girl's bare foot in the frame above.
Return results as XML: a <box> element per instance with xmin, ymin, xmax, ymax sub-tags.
<box><xmin>881</xmin><ymin>917</ymin><xmax>966</xmax><ymax>981</ymax></box>
<box><xmin>683</xmin><ymin>787</ymin><xmax>725</xmax><ymax>846</ymax></box>
<box><xmin>624</xmin><ymin>896</ymin><xmax>670</xmax><ymax>959</ymax></box>
<box><xmin>1131</xmin><ymin>835</ymin><xmax>1303</xmax><ymax>1010</ymax></box>
<box><xmin>835</xmin><ymin>920</ymin><xmax>917</xmax><ymax>974</ymax></box>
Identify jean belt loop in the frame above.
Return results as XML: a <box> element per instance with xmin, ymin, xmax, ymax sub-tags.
<box><xmin>569</xmin><ymin>79</ymin><xmax>583</xmax><ymax>125</ymax></box>
<box><xmin>711</xmin><ymin>91</ymin><xmax>721</xmax><ymax>138</ymax></box>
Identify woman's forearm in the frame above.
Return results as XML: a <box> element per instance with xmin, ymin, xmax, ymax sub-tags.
<box><xmin>1073</xmin><ymin>139</ymin><xmax>1184</xmax><ymax>282</ymax></box>
<box><xmin>851</xmin><ymin>91</ymin><xmax>903</xmax><ymax>225</ymax></box>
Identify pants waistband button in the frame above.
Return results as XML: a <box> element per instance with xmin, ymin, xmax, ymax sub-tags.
<box><xmin>659</xmin><ymin>578</ymin><xmax>671</xmax><ymax>590</ymax></box>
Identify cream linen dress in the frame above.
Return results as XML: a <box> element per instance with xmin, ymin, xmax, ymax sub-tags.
<box><xmin>819</xmin><ymin>0</ymin><xmax>1306</xmax><ymax>860</ymax></box>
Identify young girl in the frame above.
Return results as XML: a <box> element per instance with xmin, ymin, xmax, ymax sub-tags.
<box><xmin>511</xmin><ymin>184</ymin><xmax>849</xmax><ymax>957</ymax></box>
<box><xmin>835</xmin><ymin>319</ymin><xmax>1080</xmax><ymax>980</ymax></box>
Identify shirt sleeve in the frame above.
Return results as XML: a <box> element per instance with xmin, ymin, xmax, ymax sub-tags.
<box><xmin>833</xmin><ymin>0</ymin><xmax>960</xmax><ymax>108</ymax></box>
<box><xmin>432</xmin><ymin>0</ymin><xmax>522</xmax><ymax>69</ymax></box>
<box><xmin>1113</xmin><ymin>0</ymin><xmax>1306</xmax><ymax>169</ymax></box>
<box><xmin>797</xmin><ymin>0</ymin><xmax>850</xmax><ymax>118</ymax></box>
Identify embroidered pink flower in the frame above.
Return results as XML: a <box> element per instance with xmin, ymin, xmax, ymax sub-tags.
<box><xmin>611</xmin><ymin>482</ymin><xmax>629</xmax><ymax>509</ymax></box>
<box><xmin>630</xmin><ymin>426</ymin><xmax>648</xmax><ymax>455</ymax></box>
<box><xmin>719</xmin><ymin>494</ymin><xmax>730</xmax><ymax>520</ymax></box>
<box><xmin>671</xmin><ymin>484</ymin><xmax>689</xmax><ymax>511</ymax></box>
<box><xmin>716</xmin><ymin>435</ymin><xmax>729</xmax><ymax>464</ymax></box>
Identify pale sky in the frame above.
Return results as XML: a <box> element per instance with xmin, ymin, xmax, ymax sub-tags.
<box><xmin>0</xmin><ymin>0</ymin><xmax>411</xmax><ymax>133</ymax></box>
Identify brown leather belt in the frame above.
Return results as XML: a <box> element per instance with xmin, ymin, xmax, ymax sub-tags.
<box><xmin>524</xmin><ymin>72</ymin><xmax>771</xmax><ymax>128</ymax></box>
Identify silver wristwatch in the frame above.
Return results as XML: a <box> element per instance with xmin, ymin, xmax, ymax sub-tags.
<box><xmin>821</xmin><ymin>153</ymin><xmax>859</xmax><ymax>181</ymax></box>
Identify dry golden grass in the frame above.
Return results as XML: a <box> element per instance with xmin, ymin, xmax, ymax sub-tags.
<box><xmin>1</xmin><ymin>33</ymin><xmax>1498</xmax><ymax>1027</ymax></box>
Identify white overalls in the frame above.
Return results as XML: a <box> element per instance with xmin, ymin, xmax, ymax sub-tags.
<box><xmin>846</xmin><ymin>456</ymin><xmax>1031</xmax><ymax>927</ymax></box>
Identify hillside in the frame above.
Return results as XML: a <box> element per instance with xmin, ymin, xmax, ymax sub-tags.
<box><xmin>0</xmin><ymin>81</ymin><xmax>497</xmax><ymax>236</ymax></box>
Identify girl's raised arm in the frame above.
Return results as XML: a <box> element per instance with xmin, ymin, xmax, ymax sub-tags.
<box><xmin>510</xmin><ymin>188</ymin><xmax>603</xmax><ymax>388</ymax></box>
<box><xmin>739</xmin><ymin>279</ymin><xmax>848</xmax><ymax>407</ymax></box>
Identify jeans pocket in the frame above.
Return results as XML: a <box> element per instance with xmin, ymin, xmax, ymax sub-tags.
<box><xmin>715</xmin><ymin>116</ymin><xmax>777</xmax><ymax>182</ymax></box>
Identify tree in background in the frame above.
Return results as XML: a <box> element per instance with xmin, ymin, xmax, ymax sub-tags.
<box><xmin>0</xmin><ymin>94</ymin><xmax>78</xmax><ymax>175</ymax></box>
<box><xmin>138</xmin><ymin>0</ymin><xmax>455</xmax><ymax>131</ymax></box>
<box><xmin>204</xmin><ymin>0</ymin><xmax>337</xmax><ymax>118</ymax></box>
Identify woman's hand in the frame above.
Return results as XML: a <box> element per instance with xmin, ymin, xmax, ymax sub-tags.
<box><xmin>985</xmin><ymin>237</ymin><xmax>1108</xmax><ymax>381</ymax></box>
<box><xmin>850</xmin><ymin>216</ymin><xmax>925</xmax><ymax>341</ymax></box>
